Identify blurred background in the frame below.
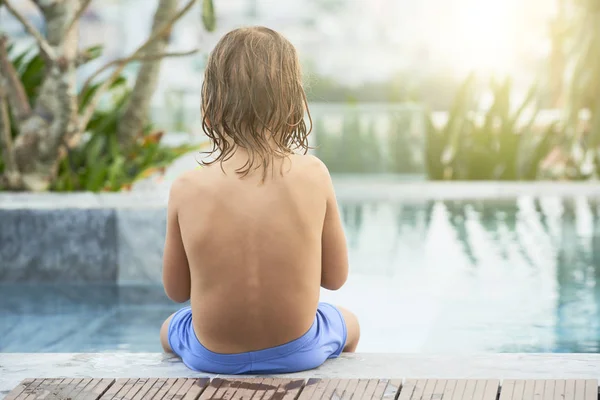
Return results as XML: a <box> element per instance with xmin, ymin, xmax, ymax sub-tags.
<box><xmin>2</xmin><ymin>0</ymin><xmax>587</xmax><ymax>183</ymax></box>
<box><xmin>2</xmin><ymin>0</ymin><xmax>600</xmax><ymax>355</ymax></box>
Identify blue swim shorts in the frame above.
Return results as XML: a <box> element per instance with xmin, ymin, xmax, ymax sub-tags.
<box><xmin>167</xmin><ymin>302</ymin><xmax>347</xmax><ymax>374</ymax></box>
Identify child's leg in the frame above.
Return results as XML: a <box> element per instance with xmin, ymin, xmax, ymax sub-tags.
<box><xmin>336</xmin><ymin>305</ymin><xmax>360</xmax><ymax>352</ymax></box>
<box><xmin>160</xmin><ymin>312</ymin><xmax>177</xmax><ymax>353</ymax></box>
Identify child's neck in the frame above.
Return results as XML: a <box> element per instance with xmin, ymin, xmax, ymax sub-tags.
<box><xmin>220</xmin><ymin>145</ymin><xmax>291</xmax><ymax>179</ymax></box>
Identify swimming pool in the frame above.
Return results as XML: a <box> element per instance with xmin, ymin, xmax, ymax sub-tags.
<box><xmin>1</xmin><ymin>196</ymin><xmax>599</xmax><ymax>353</ymax></box>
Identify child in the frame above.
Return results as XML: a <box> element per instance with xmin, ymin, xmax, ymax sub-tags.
<box><xmin>159</xmin><ymin>26</ymin><xmax>359</xmax><ymax>374</ymax></box>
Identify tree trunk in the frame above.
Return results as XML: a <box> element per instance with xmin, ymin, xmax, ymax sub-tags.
<box><xmin>117</xmin><ymin>0</ymin><xmax>179</xmax><ymax>149</ymax></box>
<box><xmin>1</xmin><ymin>0</ymin><xmax>199</xmax><ymax>191</ymax></box>
<box><xmin>10</xmin><ymin>0</ymin><xmax>80</xmax><ymax>191</ymax></box>
<box><xmin>0</xmin><ymin>80</ymin><xmax>23</xmax><ymax>189</ymax></box>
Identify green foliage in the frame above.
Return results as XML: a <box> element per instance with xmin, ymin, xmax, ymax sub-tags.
<box><xmin>314</xmin><ymin>111</ymin><xmax>382</xmax><ymax>173</ymax></box>
<box><xmin>388</xmin><ymin>112</ymin><xmax>419</xmax><ymax>173</ymax></box>
<box><xmin>314</xmin><ymin>107</ymin><xmax>419</xmax><ymax>174</ymax></box>
<box><xmin>303</xmin><ymin>66</ymin><xmax>462</xmax><ymax>109</ymax></box>
<box><xmin>202</xmin><ymin>0</ymin><xmax>216</xmax><ymax>32</ymax></box>
<box><xmin>2</xmin><ymin>45</ymin><xmax>198</xmax><ymax>192</ymax></box>
<box><xmin>426</xmin><ymin>75</ymin><xmax>556</xmax><ymax>180</ymax></box>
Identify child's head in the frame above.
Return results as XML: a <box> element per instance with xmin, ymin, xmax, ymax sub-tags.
<box><xmin>201</xmin><ymin>26</ymin><xmax>311</xmax><ymax>176</ymax></box>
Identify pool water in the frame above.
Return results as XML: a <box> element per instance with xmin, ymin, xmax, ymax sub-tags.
<box><xmin>1</xmin><ymin>197</ymin><xmax>600</xmax><ymax>353</ymax></box>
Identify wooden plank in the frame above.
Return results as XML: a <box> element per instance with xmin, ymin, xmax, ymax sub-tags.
<box><xmin>48</xmin><ymin>379</ymin><xmax>69</xmax><ymax>400</ymax></box>
<box><xmin>384</xmin><ymin>381</ymin><xmax>402</xmax><ymax>400</ymax></box>
<box><xmin>51</xmin><ymin>378</ymin><xmax>83</xmax><ymax>400</ymax></box>
<box><xmin>297</xmin><ymin>379</ymin><xmax>321</xmax><ymax>400</ymax></box>
<box><xmin>80</xmin><ymin>379</ymin><xmax>116</xmax><ymax>400</ymax></box>
<box><xmin>533</xmin><ymin>379</ymin><xmax>546</xmax><ymax>400</ymax></box>
<box><xmin>300</xmin><ymin>379</ymin><xmax>327</xmax><ymax>400</ymax></box>
<box><xmin>442</xmin><ymin>380</ymin><xmax>458</xmax><ymax>400</ymax></box>
<box><xmin>130</xmin><ymin>378</ymin><xmax>159</xmax><ymax>400</ymax></box>
<box><xmin>352</xmin><ymin>380</ymin><xmax>370</xmax><ymax>400</ymax></box>
<box><xmin>26</xmin><ymin>378</ymin><xmax>57</xmax><ymax>400</ymax></box>
<box><xmin>451</xmin><ymin>380</ymin><xmax>467</xmax><ymax>400</ymax></box>
<box><xmin>512</xmin><ymin>380</ymin><xmax>525</xmax><ymax>400</ymax></box>
<box><xmin>144</xmin><ymin>379</ymin><xmax>172</xmax><ymax>400</ymax></box>
<box><xmin>341</xmin><ymin>380</ymin><xmax>360</xmax><ymax>400</ymax></box>
<box><xmin>361</xmin><ymin>380</ymin><xmax>380</xmax><ymax>400</ymax></box>
<box><xmin>181</xmin><ymin>378</ymin><xmax>210</xmax><ymax>400</ymax></box>
<box><xmin>111</xmin><ymin>378</ymin><xmax>140</xmax><ymax>400</ymax></box>
<box><xmin>270</xmin><ymin>379</ymin><xmax>293</xmax><ymax>400</ymax></box>
<box><xmin>229</xmin><ymin>379</ymin><xmax>263</xmax><ymax>400</ymax></box>
<box><xmin>38</xmin><ymin>377</ymin><xmax>66</xmax><ymax>400</ymax></box>
<box><xmin>461</xmin><ymin>380</ymin><xmax>477</xmax><ymax>400</ymax></box>
<box><xmin>99</xmin><ymin>379</ymin><xmax>133</xmax><ymax>400</ymax></box>
<box><xmin>280</xmin><ymin>380</ymin><xmax>307</xmax><ymax>400</ymax></box>
<box><xmin>422</xmin><ymin>380</ymin><xmax>438</xmax><ymax>400</ymax></box>
<box><xmin>431</xmin><ymin>380</ymin><xmax>447</xmax><ymax>400</ymax></box>
<box><xmin>533</xmin><ymin>380</ymin><xmax>545</xmax><ymax>400</ymax></box>
<box><xmin>371</xmin><ymin>380</ymin><xmax>389</xmax><ymax>400</ymax></box>
<box><xmin>261</xmin><ymin>379</ymin><xmax>282</xmax><ymax>400</ymax></box>
<box><xmin>575</xmin><ymin>381</ymin><xmax>586</xmax><ymax>400</ymax></box>
<box><xmin>26</xmin><ymin>378</ymin><xmax>51</xmax><ymax>400</ymax></box>
<box><xmin>60</xmin><ymin>378</ymin><xmax>86</xmax><ymax>400</ymax></box>
<box><xmin>66</xmin><ymin>378</ymin><xmax>94</xmax><ymax>400</ymax></box>
<box><xmin>565</xmin><ymin>380</ymin><xmax>576</xmax><ymax>400</ymax></box>
<box><xmin>4</xmin><ymin>379</ymin><xmax>35</xmax><ymax>400</ymax></box>
<box><xmin>200</xmin><ymin>378</ymin><xmax>225</xmax><ymax>400</ymax></box>
<box><xmin>542</xmin><ymin>381</ymin><xmax>555</xmax><ymax>400</ymax></box>
<box><xmin>224</xmin><ymin>379</ymin><xmax>245</xmax><ymax>400</ymax></box>
<box><xmin>27</xmin><ymin>378</ymin><xmax>61</xmax><ymax>400</ymax></box>
<box><xmin>250</xmin><ymin>378</ymin><xmax>276</xmax><ymax>400</ymax></box>
<box><xmin>499</xmin><ymin>380</ymin><xmax>515</xmax><ymax>400</ymax></box>
<box><xmin>160</xmin><ymin>378</ymin><xmax>189</xmax><ymax>400</ymax></box>
<box><xmin>27</xmin><ymin>379</ymin><xmax>52</xmax><ymax>400</ymax></box>
<box><xmin>471</xmin><ymin>380</ymin><xmax>486</xmax><ymax>400</ymax></box>
<box><xmin>482</xmin><ymin>380</ymin><xmax>499</xmax><ymax>400</ymax></box>
<box><xmin>410</xmin><ymin>380</ymin><xmax>428</xmax><ymax>400</ymax></box>
<box><xmin>120</xmin><ymin>378</ymin><xmax>150</xmax><ymax>400</ymax></box>
<box><xmin>170</xmin><ymin>379</ymin><xmax>198</xmax><ymax>400</ymax></box>
<box><xmin>151</xmin><ymin>378</ymin><xmax>179</xmax><ymax>400</ymax></box>
<box><xmin>372</xmin><ymin>379</ymin><xmax>400</xmax><ymax>400</ymax></box>
<box><xmin>33</xmin><ymin>378</ymin><xmax>66</xmax><ymax>400</ymax></box>
<box><xmin>553</xmin><ymin>381</ymin><xmax>566</xmax><ymax>400</ymax></box>
<box><xmin>333</xmin><ymin>380</ymin><xmax>349</xmax><ymax>400</ymax></box>
<box><xmin>320</xmin><ymin>380</ymin><xmax>340</xmax><ymax>400</ymax></box>
<box><xmin>584</xmin><ymin>380</ymin><xmax>597</xmax><ymax>400</ymax></box>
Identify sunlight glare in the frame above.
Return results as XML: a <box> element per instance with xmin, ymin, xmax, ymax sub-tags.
<box><xmin>446</xmin><ymin>0</ymin><xmax>519</xmax><ymax>75</ymax></box>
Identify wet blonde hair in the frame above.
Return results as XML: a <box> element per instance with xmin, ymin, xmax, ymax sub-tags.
<box><xmin>200</xmin><ymin>26</ymin><xmax>312</xmax><ymax>178</ymax></box>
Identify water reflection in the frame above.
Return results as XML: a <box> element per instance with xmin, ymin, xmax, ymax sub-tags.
<box><xmin>339</xmin><ymin>197</ymin><xmax>600</xmax><ymax>352</ymax></box>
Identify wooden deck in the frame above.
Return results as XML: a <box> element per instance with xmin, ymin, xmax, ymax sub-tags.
<box><xmin>4</xmin><ymin>378</ymin><xmax>599</xmax><ymax>400</ymax></box>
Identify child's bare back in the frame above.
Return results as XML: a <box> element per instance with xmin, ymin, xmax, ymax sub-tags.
<box><xmin>159</xmin><ymin>26</ymin><xmax>359</xmax><ymax>374</ymax></box>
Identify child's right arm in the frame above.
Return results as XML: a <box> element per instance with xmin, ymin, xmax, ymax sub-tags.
<box><xmin>318</xmin><ymin>160</ymin><xmax>349</xmax><ymax>291</ymax></box>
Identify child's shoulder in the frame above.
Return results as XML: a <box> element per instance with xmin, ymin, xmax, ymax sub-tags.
<box><xmin>168</xmin><ymin>167</ymin><xmax>213</xmax><ymax>202</ymax></box>
<box><xmin>290</xmin><ymin>154</ymin><xmax>329</xmax><ymax>174</ymax></box>
<box><xmin>288</xmin><ymin>154</ymin><xmax>332</xmax><ymax>186</ymax></box>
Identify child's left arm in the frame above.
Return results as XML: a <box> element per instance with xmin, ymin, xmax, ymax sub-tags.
<box><xmin>162</xmin><ymin>179</ymin><xmax>191</xmax><ymax>303</ymax></box>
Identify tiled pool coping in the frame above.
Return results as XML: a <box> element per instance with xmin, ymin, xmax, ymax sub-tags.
<box><xmin>3</xmin><ymin>180</ymin><xmax>600</xmax><ymax>209</ymax></box>
<box><xmin>2</xmin><ymin>353</ymin><xmax>600</xmax><ymax>399</ymax></box>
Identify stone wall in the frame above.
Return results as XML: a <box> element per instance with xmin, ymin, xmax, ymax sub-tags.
<box><xmin>0</xmin><ymin>193</ymin><xmax>168</xmax><ymax>284</ymax></box>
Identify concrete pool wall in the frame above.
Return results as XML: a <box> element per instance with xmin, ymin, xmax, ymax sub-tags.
<box><xmin>2</xmin><ymin>179</ymin><xmax>600</xmax><ymax>284</ymax></box>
